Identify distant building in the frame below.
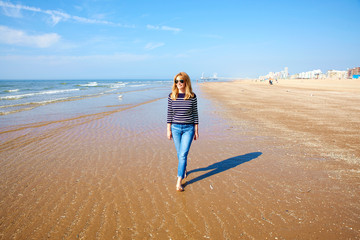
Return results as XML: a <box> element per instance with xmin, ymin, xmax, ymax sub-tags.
<box><xmin>259</xmin><ymin>67</ymin><xmax>289</xmax><ymax>80</ymax></box>
<box><xmin>347</xmin><ymin>67</ymin><xmax>360</xmax><ymax>79</ymax></box>
<box><xmin>200</xmin><ymin>72</ymin><xmax>218</xmax><ymax>80</ymax></box>
<box><xmin>327</xmin><ymin>70</ymin><xmax>347</xmax><ymax>79</ymax></box>
<box><xmin>290</xmin><ymin>69</ymin><xmax>325</xmax><ymax>79</ymax></box>
<box><xmin>260</xmin><ymin>67</ymin><xmax>357</xmax><ymax>80</ymax></box>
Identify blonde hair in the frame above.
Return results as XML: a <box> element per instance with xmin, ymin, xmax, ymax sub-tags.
<box><xmin>171</xmin><ymin>72</ymin><xmax>195</xmax><ymax>100</ymax></box>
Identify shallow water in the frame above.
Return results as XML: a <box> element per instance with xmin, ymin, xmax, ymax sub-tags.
<box><xmin>0</xmin><ymin>79</ymin><xmax>172</xmax><ymax>127</ymax></box>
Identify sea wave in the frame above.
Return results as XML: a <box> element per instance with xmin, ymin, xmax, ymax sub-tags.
<box><xmin>129</xmin><ymin>84</ymin><xmax>148</xmax><ymax>87</ymax></box>
<box><xmin>0</xmin><ymin>89</ymin><xmax>80</xmax><ymax>100</ymax></box>
<box><xmin>4</xmin><ymin>89</ymin><xmax>19</xmax><ymax>93</ymax></box>
<box><xmin>0</xmin><ymin>96</ymin><xmax>79</xmax><ymax>115</ymax></box>
<box><xmin>77</xmin><ymin>82</ymin><xmax>98</xmax><ymax>87</ymax></box>
<box><xmin>0</xmin><ymin>106</ymin><xmax>36</xmax><ymax>115</ymax></box>
<box><xmin>109</xmin><ymin>83</ymin><xmax>126</xmax><ymax>88</ymax></box>
<box><xmin>0</xmin><ymin>90</ymin><xmax>112</xmax><ymax>113</ymax></box>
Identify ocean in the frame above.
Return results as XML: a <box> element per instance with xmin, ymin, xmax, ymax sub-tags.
<box><xmin>0</xmin><ymin>79</ymin><xmax>173</xmax><ymax>127</ymax></box>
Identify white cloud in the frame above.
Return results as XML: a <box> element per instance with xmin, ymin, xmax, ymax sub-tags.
<box><xmin>44</xmin><ymin>9</ymin><xmax>71</xmax><ymax>26</ymax></box>
<box><xmin>0</xmin><ymin>1</ymin><xmax>41</xmax><ymax>12</ymax></box>
<box><xmin>72</xmin><ymin>15</ymin><xmax>117</xmax><ymax>26</ymax></box>
<box><xmin>1</xmin><ymin>2</ymin><xmax>22</xmax><ymax>17</ymax></box>
<box><xmin>0</xmin><ymin>25</ymin><xmax>60</xmax><ymax>48</ymax></box>
<box><xmin>161</xmin><ymin>26</ymin><xmax>181</xmax><ymax>33</ymax></box>
<box><xmin>146</xmin><ymin>24</ymin><xmax>159</xmax><ymax>30</ymax></box>
<box><xmin>147</xmin><ymin>24</ymin><xmax>181</xmax><ymax>33</ymax></box>
<box><xmin>144</xmin><ymin>42</ymin><xmax>165</xmax><ymax>50</ymax></box>
<box><xmin>0</xmin><ymin>0</ymin><xmax>132</xmax><ymax>27</ymax></box>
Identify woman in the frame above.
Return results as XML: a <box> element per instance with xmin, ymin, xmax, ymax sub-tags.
<box><xmin>167</xmin><ymin>72</ymin><xmax>199</xmax><ymax>192</ymax></box>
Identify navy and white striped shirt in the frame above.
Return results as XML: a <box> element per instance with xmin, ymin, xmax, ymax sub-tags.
<box><xmin>167</xmin><ymin>93</ymin><xmax>199</xmax><ymax>124</ymax></box>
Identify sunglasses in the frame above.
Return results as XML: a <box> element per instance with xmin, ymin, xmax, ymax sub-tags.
<box><xmin>175</xmin><ymin>80</ymin><xmax>184</xmax><ymax>84</ymax></box>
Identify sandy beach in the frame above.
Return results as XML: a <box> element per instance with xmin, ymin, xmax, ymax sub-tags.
<box><xmin>1</xmin><ymin>79</ymin><xmax>359</xmax><ymax>239</ymax></box>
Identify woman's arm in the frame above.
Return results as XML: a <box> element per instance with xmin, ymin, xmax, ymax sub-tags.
<box><xmin>167</xmin><ymin>94</ymin><xmax>173</xmax><ymax>140</ymax></box>
<box><xmin>193</xmin><ymin>95</ymin><xmax>199</xmax><ymax>140</ymax></box>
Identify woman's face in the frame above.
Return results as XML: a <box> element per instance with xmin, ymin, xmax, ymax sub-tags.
<box><xmin>175</xmin><ymin>76</ymin><xmax>186</xmax><ymax>92</ymax></box>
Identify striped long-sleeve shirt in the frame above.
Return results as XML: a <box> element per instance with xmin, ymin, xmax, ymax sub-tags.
<box><xmin>167</xmin><ymin>93</ymin><xmax>199</xmax><ymax>125</ymax></box>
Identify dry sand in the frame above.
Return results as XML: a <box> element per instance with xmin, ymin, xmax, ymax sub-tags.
<box><xmin>0</xmin><ymin>79</ymin><xmax>359</xmax><ymax>239</ymax></box>
<box><xmin>201</xmin><ymin>79</ymin><xmax>360</xmax><ymax>163</ymax></box>
<box><xmin>200</xmin><ymin>78</ymin><xmax>360</xmax><ymax>238</ymax></box>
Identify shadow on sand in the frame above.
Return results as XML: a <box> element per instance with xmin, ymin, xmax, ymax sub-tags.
<box><xmin>186</xmin><ymin>152</ymin><xmax>262</xmax><ymax>186</ymax></box>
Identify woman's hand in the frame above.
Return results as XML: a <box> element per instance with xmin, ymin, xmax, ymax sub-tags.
<box><xmin>194</xmin><ymin>124</ymin><xmax>199</xmax><ymax>140</ymax></box>
<box><xmin>194</xmin><ymin>132</ymin><xmax>199</xmax><ymax>140</ymax></box>
<box><xmin>167</xmin><ymin>129</ymin><xmax>172</xmax><ymax>140</ymax></box>
<box><xmin>167</xmin><ymin>123</ymin><xmax>172</xmax><ymax>140</ymax></box>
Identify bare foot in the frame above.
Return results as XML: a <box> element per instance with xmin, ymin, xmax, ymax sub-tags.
<box><xmin>176</xmin><ymin>185</ymin><xmax>184</xmax><ymax>192</ymax></box>
<box><xmin>176</xmin><ymin>177</ymin><xmax>184</xmax><ymax>192</ymax></box>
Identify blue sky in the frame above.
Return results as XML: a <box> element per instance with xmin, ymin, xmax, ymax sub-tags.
<box><xmin>0</xmin><ymin>0</ymin><xmax>359</xmax><ymax>80</ymax></box>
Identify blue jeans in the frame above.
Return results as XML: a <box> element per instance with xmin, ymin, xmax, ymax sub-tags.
<box><xmin>171</xmin><ymin>124</ymin><xmax>195</xmax><ymax>179</ymax></box>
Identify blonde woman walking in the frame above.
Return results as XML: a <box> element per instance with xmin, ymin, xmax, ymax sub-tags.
<box><xmin>167</xmin><ymin>72</ymin><xmax>199</xmax><ymax>192</ymax></box>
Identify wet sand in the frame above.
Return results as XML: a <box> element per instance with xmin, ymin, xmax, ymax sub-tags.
<box><xmin>1</xmin><ymin>80</ymin><xmax>359</xmax><ymax>239</ymax></box>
